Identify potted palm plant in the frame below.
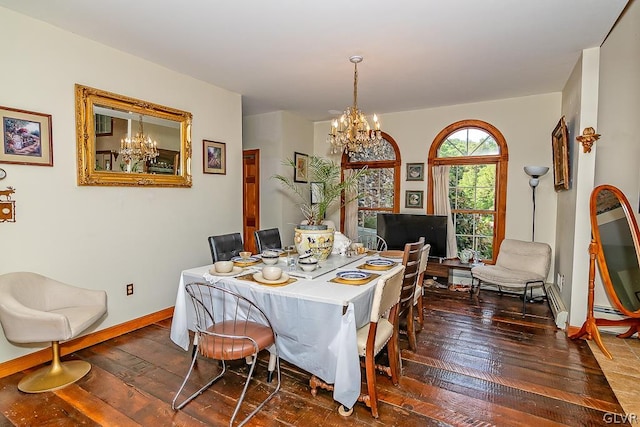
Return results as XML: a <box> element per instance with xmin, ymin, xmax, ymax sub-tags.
<box><xmin>273</xmin><ymin>156</ymin><xmax>366</xmax><ymax>259</ymax></box>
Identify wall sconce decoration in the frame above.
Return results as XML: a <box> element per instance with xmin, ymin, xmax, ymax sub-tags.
<box><xmin>0</xmin><ymin>186</ymin><xmax>16</xmax><ymax>222</ymax></box>
<box><xmin>576</xmin><ymin>127</ymin><xmax>601</xmax><ymax>153</ymax></box>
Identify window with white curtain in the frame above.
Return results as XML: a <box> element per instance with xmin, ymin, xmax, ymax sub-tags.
<box><xmin>428</xmin><ymin>120</ymin><xmax>508</xmax><ymax>263</ymax></box>
<box><xmin>341</xmin><ymin>133</ymin><xmax>401</xmax><ymax>242</ymax></box>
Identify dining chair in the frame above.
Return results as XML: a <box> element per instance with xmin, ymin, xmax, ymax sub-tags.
<box><xmin>208</xmin><ymin>232</ymin><xmax>244</xmax><ymax>262</ymax></box>
<box><xmin>0</xmin><ymin>272</ymin><xmax>107</xmax><ymax>393</ymax></box>
<box><xmin>413</xmin><ymin>243</ymin><xmax>431</xmax><ymax>331</ymax></box>
<box><xmin>361</xmin><ymin>234</ymin><xmax>388</xmax><ymax>251</ymax></box>
<box><xmin>172</xmin><ymin>282</ymin><xmax>281</xmax><ymax>427</ymax></box>
<box><xmin>354</xmin><ymin>264</ymin><xmax>405</xmax><ymax>418</ymax></box>
<box><xmin>254</xmin><ymin>228</ymin><xmax>282</xmax><ymax>253</ymax></box>
<box><xmin>398</xmin><ymin>237</ymin><xmax>425</xmax><ymax>352</ymax></box>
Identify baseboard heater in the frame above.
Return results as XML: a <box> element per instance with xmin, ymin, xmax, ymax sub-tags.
<box><xmin>544</xmin><ymin>283</ymin><xmax>568</xmax><ymax>329</ymax></box>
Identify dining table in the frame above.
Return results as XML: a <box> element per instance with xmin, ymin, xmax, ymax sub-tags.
<box><xmin>170</xmin><ymin>251</ymin><xmax>402</xmax><ymax>409</ymax></box>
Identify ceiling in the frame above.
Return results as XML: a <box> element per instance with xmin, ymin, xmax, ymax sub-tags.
<box><xmin>0</xmin><ymin>0</ymin><xmax>628</xmax><ymax>122</ymax></box>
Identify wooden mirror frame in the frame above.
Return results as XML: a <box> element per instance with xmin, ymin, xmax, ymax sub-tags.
<box><xmin>75</xmin><ymin>84</ymin><xmax>192</xmax><ymax>187</ymax></box>
<box><xmin>570</xmin><ymin>184</ymin><xmax>640</xmax><ymax>359</ymax></box>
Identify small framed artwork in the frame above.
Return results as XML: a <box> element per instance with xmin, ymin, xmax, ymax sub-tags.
<box><xmin>551</xmin><ymin>116</ymin><xmax>570</xmax><ymax>191</ymax></box>
<box><xmin>406</xmin><ymin>163</ymin><xmax>424</xmax><ymax>181</ymax></box>
<box><xmin>1</xmin><ymin>106</ymin><xmax>53</xmax><ymax>166</ymax></box>
<box><xmin>294</xmin><ymin>152</ymin><xmax>309</xmax><ymax>183</ymax></box>
<box><xmin>405</xmin><ymin>190</ymin><xmax>424</xmax><ymax>208</ymax></box>
<box><xmin>203</xmin><ymin>140</ymin><xmax>226</xmax><ymax>174</ymax></box>
<box><xmin>311</xmin><ymin>182</ymin><xmax>324</xmax><ymax>204</ymax></box>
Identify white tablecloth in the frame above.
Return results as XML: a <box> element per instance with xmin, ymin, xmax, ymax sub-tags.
<box><xmin>170</xmin><ymin>255</ymin><xmax>388</xmax><ymax>408</ymax></box>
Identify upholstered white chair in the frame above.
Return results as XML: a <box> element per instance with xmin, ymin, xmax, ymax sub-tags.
<box><xmin>0</xmin><ymin>272</ymin><xmax>107</xmax><ymax>393</ymax></box>
<box><xmin>355</xmin><ymin>264</ymin><xmax>405</xmax><ymax>418</ymax></box>
<box><xmin>471</xmin><ymin>239</ymin><xmax>552</xmax><ymax>316</ymax></box>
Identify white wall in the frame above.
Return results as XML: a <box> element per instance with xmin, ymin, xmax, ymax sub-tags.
<box><xmin>314</xmin><ymin>93</ymin><xmax>561</xmax><ymax>266</ymax></box>
<box><xmin>592</xmin><ymin>0</ymin><xmax>640</xmax><ymax>315</ymax></box>
<box><xmin>0</xmin><ymin>8</ymin><xmax>243</xmax><ymax>363</ymax></box>
<box><xmin>243</xmin><ymin>111</ymin><xmax>314</xmax><ymax>245</ymax></box>
<box><xmin>559</xmin><ymin>49</ymin><xmax>600</xmax><ymax>327</ymax></box>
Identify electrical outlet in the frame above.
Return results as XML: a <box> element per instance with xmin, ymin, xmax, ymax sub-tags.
<box><xmin>557</xmin><ymin>274</ymin><xmax>564</xmax><ymax>291</ymax></box>
<box><xmin>126</xmin><ymin>283</ymin><xmax>134</xmax><ymax>296</ymax></box>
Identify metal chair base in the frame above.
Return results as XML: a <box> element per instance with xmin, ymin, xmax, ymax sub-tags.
<box><xmin>18</xmin><ymin>341</ymin><xmax>91</xmax><ymax>393</ymax></box>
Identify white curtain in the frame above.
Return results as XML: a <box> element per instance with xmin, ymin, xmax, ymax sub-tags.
<box><xmin>343</xmin><ymin>169</ymin><xmax>359</xmax><ymax>241</ymax></box>
<box><xmin>432</xmin><ymin>165</ymin><xmax>457</xmax><ymax>258</ymax></box>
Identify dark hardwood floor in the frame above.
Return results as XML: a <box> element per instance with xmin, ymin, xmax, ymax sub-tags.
<box><xmin>0</xmin><ymin>286</ymin><xmax>626</xmax><ymax>426</ymax></box>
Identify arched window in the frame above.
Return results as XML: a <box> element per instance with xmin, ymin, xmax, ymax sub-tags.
<box><xmin>427</xmin><ymin>120</ymin><xmax>508</xmax><ymax>262</ymax></box>
<box><xmin>341</xmin><ymin>132</ymin><xmax>401</xmax><ymax>240</ymax></box>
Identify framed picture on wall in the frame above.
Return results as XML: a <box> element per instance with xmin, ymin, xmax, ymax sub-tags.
<box><xmin>406</xmin><ymin>163</ymin><xmax>424</xmax><ymax>181</ymax></box>
<box><xmin>551</xmin><ymin>116</ymin><xmax>570</xmax><ymax>191</ymax></box>
<box><xmin>1</xmin><ymin>105</ymin><xmax>53</xmax><ymax>166</ymax></box>
<box><xmin>203</xmin><ymin>140</ymin><xmax>226</xmax><ymax>174</ymax></box>
<box><xmin>311</xmin><ymin>182</ymin><xmax>324</xmax><ymax>204</ymax></box>
<box><xmin>294</xmin><ymin>152</ymin><xmax>309</xmax><ymax>183</ymax></box>
<box><xmin>405</xmin><ymin>190</ymin><xmax>424</xmax><ymax>208</ymax></box>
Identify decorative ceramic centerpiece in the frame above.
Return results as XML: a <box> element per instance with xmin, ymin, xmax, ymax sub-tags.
<box><xmin>294</xmin><ymin>227</ymin><xmax>335</xmax><ymax>261</ymax></box>
<box><xmin>273</xmin><ymin>156</ymin><xmax>367</xmax><ymax>259</ymax></box>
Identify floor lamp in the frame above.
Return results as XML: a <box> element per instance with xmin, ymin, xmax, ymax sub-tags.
<box><xmin>524</xmin><ymin>166</ymin><xmax>549</xmax><ymax>242</ymax></box>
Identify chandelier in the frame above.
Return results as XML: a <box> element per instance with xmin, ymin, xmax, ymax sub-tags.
<box><xmin>327</xmin><ymin>55</ymin><xmax>383</xmax><ymax>157</ymax></box>
<box><xmin>119</xmin><ymin>115</ymin><xmax>159</xmax><ymax>163</ymax></box>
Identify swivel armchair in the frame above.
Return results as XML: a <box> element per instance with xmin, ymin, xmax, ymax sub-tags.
<box><xmin>0</xmin><ymin>272</ymin><xmax>107</xmax><ymax>393</ymax></box>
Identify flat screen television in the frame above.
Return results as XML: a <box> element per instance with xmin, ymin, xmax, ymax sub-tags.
<box><xmin>377</xmin><ymin>213</ymin><xmax>448</xmax><ymax>258</ymax></box>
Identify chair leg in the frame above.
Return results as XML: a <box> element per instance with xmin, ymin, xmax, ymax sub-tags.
<box><xmin>521</xmin><ymin>284</ymin><xmax>529</xmax><ymax>317</ymax></box>
<box><xmin>387</xmin><ymin>329</ymin><xmax>400</xmax><ymax>385</ymax></box>
<box><xmin>364</xmin><ymin>346</ymin><xmax>379</xmax><ymax>418</ymax></box>
<box><xmin>172</xmin><ymin>351</ymin><xmax>226</xmax><ymax>410</ymax></box>
<box><xmin>232</xmin><ymin>351</ymin><xmax>281</xmax><ymax>427</ymax></box>
<box><xmin>18</xmin><ymin>341</ymin><xmax>92</xmax><ymax>393</ymax></box>
<box><xmin>267</xmin><ymin>352</ymin><xmax>276</xmax><ymax>383</ymax></box>
<box><xmin>407</xmin><ymin>305</ymin><xmax>417</xmax><ymax>352</ymax></box>
<box><xmin>416</xmin><ymin>296</ymin><xmax>424</xmax><ymax>330</ymax></box>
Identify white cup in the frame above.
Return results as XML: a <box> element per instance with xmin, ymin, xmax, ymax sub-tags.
<box><xmin>262</xmin><ymin>266</ymin><xmax>282</xmax><ymax>281</ymax></box>
<box><xmin>214</xmin><ymin>261</ymin><xmax>234</xmax><ymax>273</ymax></box>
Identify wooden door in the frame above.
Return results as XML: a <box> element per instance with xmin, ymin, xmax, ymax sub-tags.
<box><xmin>242</xmin><ymin>149</ymin><xmax>260</xmax><ymax>253</ymax></box>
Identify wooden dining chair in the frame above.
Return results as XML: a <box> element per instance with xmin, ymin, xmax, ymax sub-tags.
<box><xmin>172</xmin><ymin>282</ymin><xmax>281</xmax><ymax>427</ymax></box>
<box><xmin>399</xmin><ymin>237</ymin><xmax>424</xmax><ymax>352</ymax></box>
<box><xmin>355</xmin><ymin>264</ymin><xmax>405</xmax><ymax>418</ymax></box>
<box><xmin>413</xmin><ymin>243</ymin><xmax>431</xmax><ymax>331</ymax></box>
<box><xmin>254</xmin><ymin>228</ymin><xmax>282</xmax><ymax>253</ymax></box>
<box><xmin>208</xmin><ymin>232</ymin><xmax>244</xmax><ymax>262</ymax></box>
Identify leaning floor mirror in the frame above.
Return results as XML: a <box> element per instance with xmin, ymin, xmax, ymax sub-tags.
<box><xmin>571</xmin><ymin>184</ymin><xmax>640</xmax><ymax>358</ymax></box>
<box><xmin>75</xmin><ymin>84</ymin><xmax>192</xmax><ymax>187</ymax></box>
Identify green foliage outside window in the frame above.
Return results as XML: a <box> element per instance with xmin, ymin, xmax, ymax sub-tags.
<box><xmin>438</xmin><ymin>130</ymin><xmax>498</xmax><ymax>260</ymax></box>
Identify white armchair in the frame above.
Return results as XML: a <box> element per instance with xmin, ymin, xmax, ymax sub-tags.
<box><xmin>0</xmin><ymin>272</ymin><xmax>107</xmax><ymax>393</ymax></box>
<box><xmin>471</xmin><ymin>239</ymin><xmax>551</xmax><ymax>316</ymax></box>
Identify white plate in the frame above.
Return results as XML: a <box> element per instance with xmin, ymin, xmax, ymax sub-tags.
<box><xmin>209</xmin><ymin>266</ymin><xmax>243</xmax><ymax>276</ymax></box>
<box><xmin>366</xmin><ymin>258</ymin><xmax>395</xmax><ymax>267</ymax></box>
<box><xmin>337</xmin><ymin>270</ymin><xmax>371</xmax><ymax>281</ymax></box>
<box><xmin>253</xmin><ymin>272</ymin><xmax>290</xmax><ymax>285</ymax></box>
<box><xmin>231</xmin><ymin>256</ymin><xmax>261</xmax><ymax>264</ymax></box>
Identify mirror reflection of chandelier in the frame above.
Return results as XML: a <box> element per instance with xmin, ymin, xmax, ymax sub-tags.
<box><xmin>327</xmin><ymin>55</ymin><xmax>383</xmax><ymax>158</ymax></box>
<box><xmin>119</xmin><ymin>115</ymin><xmax>159</xmax><ymax>163</ymax></box>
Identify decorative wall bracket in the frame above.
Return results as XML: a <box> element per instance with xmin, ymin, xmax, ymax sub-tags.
<box><xmin>0</xmin><ymin>186</ymin><xmax>16</xmax><ymax>222</ymax></box>
<box><xmin>577</xmin><ymin>127</ymin><xmax>601</xmax><ymax>153</ymax></box>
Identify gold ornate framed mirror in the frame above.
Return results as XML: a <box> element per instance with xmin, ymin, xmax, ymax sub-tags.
<box><xmin>571</xmin><ymin>184</ymin><xmax>640</xmax><ymax>358</ymax></box>
<box><xmin>75</xmin><ymin>84</ymin><xmax>192</xmax><ymax>187</ymax></box>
